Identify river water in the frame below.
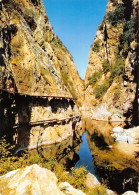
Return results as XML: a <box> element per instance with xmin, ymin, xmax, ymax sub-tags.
<box><xmin>38</xmin><ymin>118</ymin><xmax>138</xmax><ymax>194</ymax></box>
<box><xmin>74</xmin><ymin>132</ymin><xmax>100</xmax><ymax>180</ymax></box>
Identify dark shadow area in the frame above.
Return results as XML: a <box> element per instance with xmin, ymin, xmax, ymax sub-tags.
<box><xmin>31</xmin><ymin>0</ymin><xmax>39</xmax><ymax>6</ymax></box>
<box><xmin>49</xmin><ymin>98</ymin><xmax>71</xmax><ymax>113</ymax></box>
<box><xmin>0</xmin><ymin>91</ymin><xmax>17</xmax><ymax>143</ymax></box>
<box><xmin>94</xmin><ymin>164</ymin><xmax>138</xmax><ymax>194</ymax></box>
<box><xmin>69</xmin><ymin>99</ymin><xmax>75</xmax><ymax>109</ymax></box>
<box><xmin>64</xmin><ymin>153</ymin><xmax>80</xmax><ymax>170</ymax></box>
<box><xmin>131</xmin><ymin>62</ymin><xmax>138</xmax><ymax>126</ymax></box>
<box><xmin>90</xmin><ymin>132</ymin><xmax>109</xmax><ymax>150</ymax></box>
<box><xmin>123</xmin><ymin>0</ymin><xmax>133</xmax><ymax>20</ymax></box>
<box><xmin>123</xmin><ymin>52</ymin><xmax>138</xmax><ymax>126</ymax></box>
<box><xmin>15</xmin><ymin>95</ymin><xmax>32</xmax><ymax>149</ymax></box>
<box><xmin>1</xmin><ymin>24</ymin><xmax>17</xmax><ymax>58</ymax></box>
<box><xmin>0</xmin><ymin>55</ymin><xmax>5</xmax><ymax>66</ymax></box>
<box><xmin>36</xmin><ymin>133</ymin><xmax>81</xmax><ymax>171</ymax></box>
<box><xmin>0</xmin><ymin>91</ymin><xmax>32</xmax><ymax>149</ymax></box>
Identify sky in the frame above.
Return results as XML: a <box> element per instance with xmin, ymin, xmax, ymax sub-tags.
<box><xmin>44</xmin><ymin>0</ymin><xmax>108</xmax><ymax>79</ymax></box>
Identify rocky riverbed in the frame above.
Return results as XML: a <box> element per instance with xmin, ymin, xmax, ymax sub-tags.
<box><xmin>0</xmin><ymin>164</ymin><xmax>138</xmax><ymax>195</ymax></box>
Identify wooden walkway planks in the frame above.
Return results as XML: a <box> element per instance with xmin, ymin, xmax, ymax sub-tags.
<box><xmin>13</xmin><ymin>115</ymin><xmax>81</xmax><ymax>128</ymax></box>
<box><xmin>0</xmin><ymin>88</ymin><xmax>77</xmax><ymax>100</ymax></box>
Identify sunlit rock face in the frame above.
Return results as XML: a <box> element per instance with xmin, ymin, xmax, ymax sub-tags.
<box><xmin>0</xmin><ymin>0</ymin><xmax>84</xmax><ymax>148</ymax></box>
<box><xmin>0</xmin><ymin>164</ymin><xmax>86</xmax><ymax>195</ymax></box>
<box><xmin>84</xmin><ymin>0</ymin><xmax>138</xmax><ymax>124</ymax></box>
<box><xmin>13</xmin><ymin>97</ymin><xmax>83</xmax><ymax>151</ymax></box>
<box><xmin>0</xmin><ymin>0</ymin><xmax>84</xmax><ymax>103</ymax></box>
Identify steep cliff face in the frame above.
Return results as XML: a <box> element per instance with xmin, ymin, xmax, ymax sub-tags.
<box><xmin>0</xmin><ymin>0</ymin><xmax>84</xmax><ymax>148</ymax></box>
<box><xmin>85</xmin><ymin>0</ymin><xmax>138</xmax><ymax>124</ymax></box>
<box><xmin>0</xmin><ymin>0</ymin><xmax>84</xmax><ymax>104</ymax></box>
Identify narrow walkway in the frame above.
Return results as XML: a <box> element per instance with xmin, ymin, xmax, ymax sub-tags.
<box><xmin>0</xmin><ymin>78</ymin><xmax>77</xmax><ymax>100</ymax></box>
<box><xmin>0</xmin><ymin>88</ymin><xmax>77</xmax><ymax>100</ymax></box>
<box><xmin>0</xmin><ymin>84</ymin><xmax>79</xmax><ymax>129</ymax></box>
<box><xmin>13</xmin><ymin>115</ymin><xmax>81</xmax><ymax>128</ymax></box>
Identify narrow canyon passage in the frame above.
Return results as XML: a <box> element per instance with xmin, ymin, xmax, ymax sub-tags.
<box><xmin>0</xmin><ymin>0</ymin><xmax>138</xmax><ymax>194</ymax></box>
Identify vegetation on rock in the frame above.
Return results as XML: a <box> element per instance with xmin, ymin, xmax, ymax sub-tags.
<box><xmin>0</xmin><ymin>136</ymin><xmax>110</xmax><ymax>194</ymax></box>
<box><xmin>93</xmin><ymin>78</ymin><xmax>112</xmax><ymax>100</ymax></box>
<box><xmin>91</xmin><ymin>40</ymin><xmax>101</xmax><ymax>53</ymax></box>
<box><xmin>93</xmin><ymin>143</ymin><xmax>138</xmax><ymax>172</ymax></box>
<box><xmin>119</xmin><ymin>16</ymin><xmax>137</xmax><ymax>55</ymax></box>
<box><xmin>87</xmin><ymin>185</ymin><xmax>108</xmax><ymax>195</ymax></box>
<box><xmin>93</xmin><ymin>55</ymin><xmax>125</xmax><ymax>99</ymax></box>
<box><xmin>88</xmin><ymin>69</ymin><xmax>102</xmax><ymax>87</ymax></box>
<box><xmin>102</xmin><ymin>60</ymin><xmax>110</xmax><ymax>74</ymax></box>
<box><xmin>113</xmin><ymin>88</ymin><xmax>121</xmax><ymax>100</ymax></box>
<box><xmin>23</xmin><ymin>9</ymin><xmax>37</xmax><ymax>31</ymax></box>
<box><xmin>51</xmin><ymin>36</ymin><xmax>69</xmax><ymax>54</ymax></box>
<box><xmin>110</xmin><ymin>56</ymin><xmax>125</xmax><ymax>79</ymax></box>
<box><xmin>107</xmin><ymin>4</ymin><xmax>126</xmax><ymax>27</ymax></box>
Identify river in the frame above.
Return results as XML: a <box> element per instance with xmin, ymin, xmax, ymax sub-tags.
<box><xmin>37</xmin><ymin>118</ymin><xmax>138</xmax><ymax>194</ymax></box>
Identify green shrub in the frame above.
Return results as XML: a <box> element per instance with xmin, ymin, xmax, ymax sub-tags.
<box><xmin>68</xmin><ymin>167</ymin><xmax>87</xmax><ymax>191</ymax></box>
<box><xmin>102</xmin><ymin>60</ymin><xmax>110</xmax><ymax>74</ymax></box>
<box><xmin>51</xmin><ymin>36</ymin><xmax>68</xmax><ymax>53</ymax></box>
<box><xmin>119</xmin><ymin>16</ymin><xmax>137</xmax><ymax>53</ymax></box>
<box><xmin>93</xmin><ymin>76</ymin><xmax>113</xmax><ymax>99</ymax></box>
<box><xmin>93</xmin><ymin>85</ymin><xmax>106</xmax><ymax>99</ymax></box>
<box><xmin>87</xmin><ymin>185</ymin><xmax>108</xmax><ymax>195</ymax></box>
<box><xmin>110</xmin><ymin>56</ymin><xmax>125</xmax><ymax>78</ymax></box>
<box><xmin>114</xmin><ymin>88</ymin><xmax>121</xmax><ymax>100</ymax></box>
<box><xmin>23</xmin><ymin>9</ymin><xmax>35</xmax><ymax>18</ymax></box>
<box><xmin>93</xmin><ymin>56</ymin><xmax>124</xmax><ymax>99</ymax></box>
<box><xmin>23</xmin><ymin>9</ymin><xmax>37</xmax><ymax>31</ymax></box>
<box><xmin>0</xmin><ymin>136</ymin><xmax>14</xmax><ymax>160</ymax></box>
<box><xmin>60</xmin><ymin>70</ymin><xmax>69</xmax><ymax>85</ymax></box>
<box><xmin>0</xmin><ymin>137</ymin><xmax>88</xmax><ymax>192</ymax></box>
<box><xmin>107</xmin><ymin>4</ymin><xmax>125</xmax><ymax>26</ymax></box>
<box><xmin>4</xmin><ymin>0</ymin><xmax>22</xmax><ymax>12</ymax></box>
<box><xmin>92</xmin><ymin>40</ymin><xmax>100</xmax><ymax>53</ymax></box>
<box><xmin>88</xmin><ymin>70</ymin><xmax>102</xmax><ymax>87</ymax></box>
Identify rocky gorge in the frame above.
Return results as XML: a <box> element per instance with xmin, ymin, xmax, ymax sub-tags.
<box><xmin>0</xmin><ymin>0</ymin><xmax>84</xmax><ymax>150</ymax></box>
<box><xmin>84</xmin><ymin>0</ymin><xmax>138</xmax><ymax>124</ymax></box>
<box><xmin>0</xmin><ymin>0</ymin><xmax>138</xmax><ymax>194</ymax></box>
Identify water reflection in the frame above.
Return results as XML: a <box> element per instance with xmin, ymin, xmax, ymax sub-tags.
<box><xmin>38</xmin><ymin>136</ymin><xmax>82</xmax><ymax>169</ymax></box>
<box><xmin>34</xmin><ymin>118</ymin><xmax>138</xmax><ymax>194</ymax></box>
<box><xmin>35</xmin><ymin>119</ymin><xmax>86</xmax><ymax>169</ymax></box>
<box><xmin>85</xmin><ymin>118</ymin><xmax>138</xmax><ymax>194</ymax></box>
<box><xmin>85</xmin><ymin>117</ymin><xmax>125</xmax><ymax>145</ymax></box>
<box><xmin>74</xmin><ymin>132</ymin><xmax>99</xmax><ymax>180</ymax></box>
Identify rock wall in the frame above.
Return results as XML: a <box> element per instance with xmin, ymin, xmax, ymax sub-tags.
<box><xmin>0</xmin><ymin>0</ymin><xmax>84</xmax><ymax>148</ymax></box>
<box><xmin>84</xmin><ymin>0</ymin><xmax>138</xmax><ymax>124</ymax></box>
<box><xmin>0</xmin><ymin>0</ymin><xmax>84</xmax><ymax>104</ymax></box>
<box><xmin>0</xmin><ymin>91</ymin><xmax>82</xmax><ymax>150</ymax></box>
